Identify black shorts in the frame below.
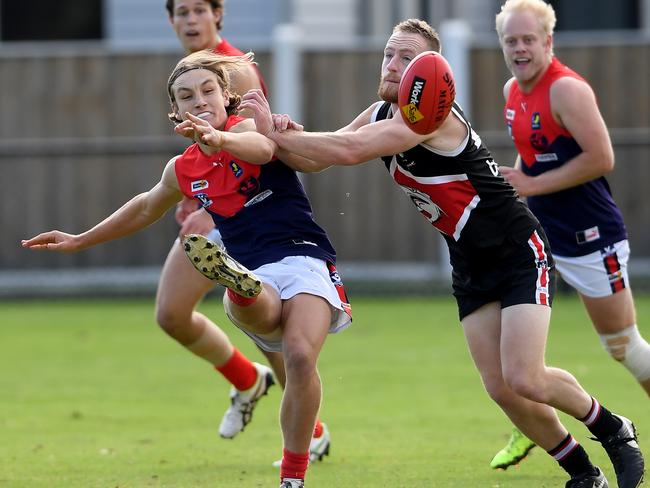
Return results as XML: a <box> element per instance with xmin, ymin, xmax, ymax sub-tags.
<box><xmin>450</xmin><ymin>226</ymin><xmax>556</xmax><ymax>321</ymax></box>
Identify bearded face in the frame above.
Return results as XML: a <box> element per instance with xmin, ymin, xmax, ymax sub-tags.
<box><xmin>378</xmin><ymin>32</ymin><xmax>431</xmax><ymax>103</ymax></box>
<box><xmin>377</xmin><ymin>75</ymin><xmax>399</xmax><ymax>103</ymax></box>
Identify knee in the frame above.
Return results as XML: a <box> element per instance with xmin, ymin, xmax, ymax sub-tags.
<box><xmin>503</xmin><ymin>370</ymin><xmax>549</xmax><ymax>404</ymax></box>
<box><xmin>155</xmin><ymin>302</ymin><xmax>190</xmax><ymax>337</ymax></box>
<box><xmin>481</xmin><ymin>375</ymin><xmax>515</xmax><ymax>407</ymax></box>
<box><xmin>284</xmin><ymin>348</ymin><xmax>317</xmax><ymax>381</ymax></box>
<box><xmin>601</xmin><ymin>325</ymin><xmax>650</xmax><ymax>381</ymax></box>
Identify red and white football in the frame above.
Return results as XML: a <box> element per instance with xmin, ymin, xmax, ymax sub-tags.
<box><xmin>398</xmin><ymin>51</ymin><xmax>456</xmax><ymax>135</ymax></box>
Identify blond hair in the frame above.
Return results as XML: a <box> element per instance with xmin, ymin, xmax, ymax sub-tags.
<box><xmin>495</xmin><ymin>0</ymin><xmax>556</xmax><ymax>39</ymax></box>
<box><xmin>393</xmin><ymin>19</ymin><xmax>441</xmax><ymax>53</ymax></box>
<box><xmin>167</xmin><ymin>49</ymin><xmax>253</xmax><ymax>123</ymax></box>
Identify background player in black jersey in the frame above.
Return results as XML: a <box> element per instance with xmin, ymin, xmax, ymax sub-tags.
<box><xmin>490</xmin><ymin>0</ymin><xmax>650</xmax><ymax>477</ymax></box>
<box><xmin>154</xmin><ymin>0</ymin><xmax>331</xmax><ymax>463</ymax></box>
<box><xmin>239</xmin><ymin>18</ymin><xmax>645</xmax><ymax>488</ymax></box>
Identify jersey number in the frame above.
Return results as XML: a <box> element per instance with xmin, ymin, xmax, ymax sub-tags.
<box><xmin>485</xmin><ymin>159</ymin><xmax>499</xmax><ymax>177</ymax></box>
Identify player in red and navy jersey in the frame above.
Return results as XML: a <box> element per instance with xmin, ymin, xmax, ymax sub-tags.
<box><xmin>239</xmin><ymin>18</ymin><xmax>644</xmax><ymax>488</ymax></box>
<box><xmin>491</xmin><ymin>1</ymin><xmax>649</xmax><ymax>484</ymax></box>
<box><xmin>22</xmin><ymin>50</ymin><xmax>351</xmax><ymax>488</ymax></box>
<box><xmin>164</xmin><ymin>1</ymin><xmax>332</xmax><ymax>460</ymax></box>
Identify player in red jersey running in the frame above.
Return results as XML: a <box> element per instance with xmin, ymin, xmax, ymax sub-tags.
<box><xmin>239</xmin><ymin>18</ymin><xmax>644</xmax><ymax>488</ymax></box>
<box><xmin>488</xmin><ymin>2</ymin><xmax>650</xmax><ymax>484</ymax></box>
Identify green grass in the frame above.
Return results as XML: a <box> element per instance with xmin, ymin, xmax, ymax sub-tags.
<box><xmin>1</xmin><ymin>294</ymin><xmax>649</xmax><ymax>487</ymax></box>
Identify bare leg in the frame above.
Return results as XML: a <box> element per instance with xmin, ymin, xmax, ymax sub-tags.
<box><xmin>156</xmin><ymin>241</ymin><xmax>233</xmax><ymax>366</ymax></box>
<box><xmin>462</xmin><ymin>302</ymin><xmax>569</xmax><ymax>450</ymax></box>
<box><xmin>279</xmin><ymin>294</ymin><xmax>331</xmax><ymax>453</ymax></box>
<box><xmin>581</xmin><ymin>289</ymin><xmax>650</xmax><ymax>396</ymax></box>
<box><xmin>260</xmin><ymin>347</ymin><xmax>287</xmax><ymax>388</ymax></box>
<box><xmin>499</xmin><ymin>304</ymin><xmax>593</xmax><ymax>417</ymax></box>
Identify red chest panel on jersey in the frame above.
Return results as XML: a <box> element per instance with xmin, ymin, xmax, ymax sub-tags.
<box><xmin>175</xmin><ymin>145</ymin><xmax>261</xmax><ymax>218</ymax></box>
<box><xmin>505</xmin><ymin>58</ymin><xmax>583</xmax><ymax>168</ymax></box>
<box><xmin>391</xmin><ymin>160</ymin><xmax>480</xmax><ymax>240</ymax></box>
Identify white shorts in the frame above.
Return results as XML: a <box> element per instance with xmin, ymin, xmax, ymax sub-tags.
<box><xmin>224</xmin><ymin>256</ymin><xmax>352</xmax><ymax>352</ymax></box>
<box><xmin>206</xmin><ymin>228</ymin><xmax>224</xmax><ymax>246</ymax></box>
<box><xmin>554</xmin><ymin>240</ymin><xmax>630</xmax><ymax>298</ymax></box>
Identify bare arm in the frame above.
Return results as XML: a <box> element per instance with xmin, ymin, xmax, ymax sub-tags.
<box><xmin>22</xmin><ymin>159</ymin><xmax>183</xmax><ymax>252</ymax></box>
<box><xmin>240</xmin><ymin>90</ymin><xmax>390</xmax><ymax>172</ymax></box>
<box><xmin>175</xmin><ymin>113</ymin><xmax>277</xmax><ymax>164</ymax></box>
<box><xmin>229</xmin><ymin>63</ymin><xmax>264</xmax><ymax>118</ymax></box>
<box><xmin>241</xmin><ymin>89</ymin><xmax>424</xmax><ymax>167</ymax></box>
<box><xmin>546</xmin><ymin>77</ymin><xmax>614</xmax><ymax>186</ymax></box>
<box><xmin>269</xmin><ymin>115</ymin><xmax>425</xmax><ymax>166</ymax></box>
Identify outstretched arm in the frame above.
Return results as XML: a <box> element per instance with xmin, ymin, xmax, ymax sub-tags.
<box><xmin>22</xmin><ymin>159</ymin><xmax>183</xmax><ymax>252</ymax></box>
<box><xmin>175</xmin><ymin>113</ymin><xmax>277</xmax><ymax>164</ymax></box>
<box><xmin>268</xmin><ymin>115</ymin><xmax>424</xmax><ymax>166</ymax></box>
<box><xmin>239</xmin><ymin>90</ymin><xmax>331</xmax><ymax>172</ymax></box>
<box><xmin>240</xmin><ymin>89</ymin><xmax>413</xmax><ymax>169</ymax></box>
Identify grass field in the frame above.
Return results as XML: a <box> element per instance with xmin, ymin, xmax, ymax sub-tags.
<box><xmin>1</xmin><ymin>294</ymin><xmax>649</xmax><ymax>487</ymax></box>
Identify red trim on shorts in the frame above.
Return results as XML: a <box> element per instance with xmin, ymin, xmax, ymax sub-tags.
<box><xmin>602</xmin><ymin>250</ymin><xmax>626</xmax><ymax>293</ymax></box>
<box><xmin>327</xmin><ymin>262</ymin><xmax>352</xmax><ymax>319</ymax></box>
<box><xmin>528</xmin><ymin>231</ymin><xmax>550</xmax><ymax>306</ymax></box>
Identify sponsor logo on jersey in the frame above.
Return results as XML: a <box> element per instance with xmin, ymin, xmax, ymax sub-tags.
<box><xmin>292</xmin><ymin>239</ymin><xmax>317</xmax><ymax>246</ymax></box>
<box><xmin>238</xmin><ymin>176</ymin><xmax>260</xmax><ymax>199</ymax></box>
<box><xmin>190</xmin><ymin>179</ymin><xmax>209</xmax><ymax>192</ymax></box>
<box><xmin>534</xmin><ymin>153</ymin><xmax>558</xmax><ymax>162</ymax></box>
<box><xmin>531</xmin><ymin>112</ymin><xmax>541</xmax><ymax>130</ymax></box>
<box><xmin>576</xmin><ymin>226</ymin><xmax>600</xmax><ymax>244</ymax></box>
<box><xmin>195</xmin><ymin>193</ymin><xmax>213</xmax><ymax>208</ymax></box>
<box><xmin>530</xmin><ymin>133</ymin><xmax>548</xmax><ymax>151</ymax></box>
<box><xmin>397</xmin><ymin>152</ymin><xmax>416</xmax><ymax>169</ymax></box>
<box><xmin>506</xmin><ymin>109</ymin><xmax>515</xmax><ymax>121</ymax></box>
<box><xmin>229</xmin><ymin>161</ymin><xmax>243</xmax><ymax>177</ymax></box>
<box><xmin>243</xmin><ymin>189</ymin><xmax>273</xmax><ymax>207</ymax></box>
<box><xmin>402</xmin><ymin>186</ymin><xmax>445</xmax><ymax>224</ymax></box>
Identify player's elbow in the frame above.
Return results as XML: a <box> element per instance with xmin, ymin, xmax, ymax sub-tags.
<box><xmin>603</xmin><ymin>147</ymin><xmax>615</xmax><ymax>173</ymax></box>
<box><xmin>586</xmin><ymin>145</ymin><xmax>614</xmax><ymax>177</ymax></box>
<box><xmin>594</xmin><ymin>148</ymin><xmax>615</xmax><ymax>176</ymax></box>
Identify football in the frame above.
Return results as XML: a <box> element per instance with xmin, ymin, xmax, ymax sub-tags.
<box><xmin>398</xmin><ymin>51</ymin><xmax>456</xmax><ymax>135</ymax></box>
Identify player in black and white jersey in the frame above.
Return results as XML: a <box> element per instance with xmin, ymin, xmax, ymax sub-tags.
<box><xmin>240</xmin><ymin>18</ymin><xmax>644</xmax><ymax>488</ymax></box>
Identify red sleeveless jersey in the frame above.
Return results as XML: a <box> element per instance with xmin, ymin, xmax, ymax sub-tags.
<box><xmin>505</xmin><ymin>57</ymin><xmax>626</xmax><ymax>257</ymax></box>
<box><xmin>505</xmin><ymin>58</ymin><xmax>584</xmax><ymax>169</ymax></box>
<box><xmin>173</xmin><ymin>116</ymin><xmax>336</xmax><ymax>269</ymax></box>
